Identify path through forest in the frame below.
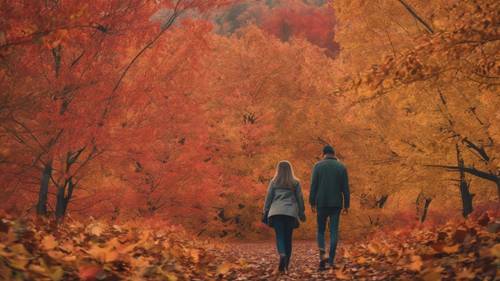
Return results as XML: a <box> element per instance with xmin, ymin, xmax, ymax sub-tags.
<box><xmin>212</xmin><ymin>241</ymin><xmax>411</xmax><ymax>280</ymax></box>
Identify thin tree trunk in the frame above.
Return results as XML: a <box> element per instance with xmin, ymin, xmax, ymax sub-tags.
<box><xmin>63</xmin><ymin>178</ymin><xmax>74</xmax><ymax>215</ymax></box>
<box><xmin>36</xmin><ymin>160</ymin><xmax>52</xmax><ymax>216</ymax></box>
<box><xmin>420</xmin><ymin>198</ymin><xmax>432</xmax><ymax>222</ymax></box>
<box><xmin>416</xmin><ymin>192</ymin><xmax>432</xmax><ymax>222</ymax></box>
<box><xmin>55</xmin><ymin>185</ymin><xmax>65</xmax><ymax>220</ymax></box>
<box><xmin>55</xmin><ymin>178</ymin><xmax>74</xmax><ymax>221</ymax></box>
<box><xmin>376</xmin><ymin>194</ymin><xmax>389</xmax><ymax>208</ymax></box>
<box><xmin>397</xmin><ymin>0</ymin><xmax>434</xmax><ymax>34</ymax></box>
<box><xmin>456</xmin><ymin>144</ymin><xmax>474</xmax><ymax>218</ymax></box>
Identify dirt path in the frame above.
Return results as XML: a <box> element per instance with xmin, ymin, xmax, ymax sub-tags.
<box><xmin>210</xmin><ymin>240</ymin><xmax>393</xmax><ymax>281</ymax></box>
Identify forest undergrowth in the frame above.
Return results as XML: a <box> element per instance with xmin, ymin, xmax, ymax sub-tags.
<box><xmin>0</xmin><ymin>210</ymin><xmax>498</xmax><ymax>280</ymax></box>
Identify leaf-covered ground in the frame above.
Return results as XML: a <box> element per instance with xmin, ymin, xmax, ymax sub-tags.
<box><xmin>0</xmin><ymin>214</ymin><xmax>498</xmax><ymax>280</ymax></box>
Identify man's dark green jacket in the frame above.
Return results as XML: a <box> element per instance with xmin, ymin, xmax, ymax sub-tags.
<box><xmin>309</xmin><ymin>156</ymin><xmax>350</xmax><ymax>208</ymax></box>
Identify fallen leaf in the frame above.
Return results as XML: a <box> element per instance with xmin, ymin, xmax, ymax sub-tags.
<box><xmin>78</xmin><ymin>264</ymin><xmax>105</xmax><ymax>281</ymax></box>
<box><xmin>490</xmin><ymin>243</ymin><xmax>500</xmax><ymax>258</ymax></box>
<box><xmin>335</xmin><ymin>269</ymin><xmax>350</xmax><ymax>280</ymax></box>
<box><xmin>407</xmin><ymin>255</ymin><xmax>423</xmax><ymax>272</ymax></box>
<box><xmin>217</xmin><ymin>262</ymin><xmax>234</xmax><ymax>275</ymax></box>
<box><xmin>455</xmin><ymin>268</ymin><xmax>475</xmax><ymax>280</ymax></box>
<box><xmin>420</xmin><ymin>266</ymin><xmax>442</xmax><ymax>281</ymax></box>
<box><xmin>442</xmin><ymin>244</ymin><xmax>459</xmax><ymax>254</ymax></box>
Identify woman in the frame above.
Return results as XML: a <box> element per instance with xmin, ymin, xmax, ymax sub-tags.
<box><xmin>262</xmin><ymin>160</ymin><xmax>306</xmax><ymax>273</ymax></box>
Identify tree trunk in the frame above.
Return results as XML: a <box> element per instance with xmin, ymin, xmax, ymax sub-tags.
<box><xmin>63</xmin><ymin>178</ymin><xmax>74</xmax><ymax>215</ymax></box>
<box><xmin>36</xmin><ymin>161</ymin><xmax>52</xmax><ymax>216</ymax></box>
<box><xmin>416</xmin><ymin>192</ymin><xmax>432</xmax><ymax>222</ymax></box>
<box><xmin>456</xmin><ymin>144</ymin><xmax>474</xmax><ymax>218</ymax></box>
<box><xmin>376</xmin><ymin>194</ymin><xmax>389</xmax><ymax>208</ymax></box>
<box><xmin>55</xmin><ymin>185</ymin><xmax>65</xmax><ymax>220</ymax></box>
<box><xmin>420</xmin><ymin>198</ymin><xmax>432</xmax><ymax>222</ymax></box>
<box><xmin>55</xmin><ymin>178</ymin><xmax>74</xmax><ymax>221</ymax></box>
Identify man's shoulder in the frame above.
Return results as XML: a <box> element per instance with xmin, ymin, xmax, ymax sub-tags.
<box><xmin>315</xmin><ymin>158</ymin><xmax>346</xmax><ymax>169</ymax></box>
<box><xmin>313</xmin><ymin>159</ymin><xmax>328</xmax><ymax>168</ymax></box>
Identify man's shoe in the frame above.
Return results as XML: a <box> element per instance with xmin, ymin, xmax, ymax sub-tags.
<box><xmin>285</xmin><ymin>256</ymin><xmax>290</xmax><ymax>272</ymax></box>
<box><xmin>318</xmin><ymin>259</ymin><xmax>328</xmax><ymax>271</ymax></box>
<box><xmin>328</xmin><ymin>258</ymin><xmax>335</xmax><ymax>269</ymax></box>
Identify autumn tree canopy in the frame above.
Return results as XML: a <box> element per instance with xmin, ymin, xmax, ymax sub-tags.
<box><xmin>0</xmin><ymin>0</ymin><xmax>498</xmax><ymax>239</ymax></box>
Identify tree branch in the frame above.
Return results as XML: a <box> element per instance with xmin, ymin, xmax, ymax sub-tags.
<box><xmin>425</xmin><ymin>164</ymin><xmax>498</xmax><ymax>182</ymax></box>
<box><xmin>397</xmin><ymin>0</ymin><xmax>434</xmax><ymax>34</ymax></box>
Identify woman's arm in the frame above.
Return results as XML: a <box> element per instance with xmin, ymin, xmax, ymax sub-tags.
<box><xmin>296</xmin><ymin>183</ymin><xmax>306</xmax><ymax>221</ymax></box>
<box><xmin>263</xmin><ymin>182</ymin><xmax>274</xmax><ymax>213</ymax></box>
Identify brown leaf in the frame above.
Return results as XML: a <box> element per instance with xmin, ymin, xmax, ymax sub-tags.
<box><xmin>453</xmin><ymin>229</ymin><xmax>467</xmax><ymax>244</ymax></box>
<box><xmin>477</xmin><ymin>213</ymin><xmax>490</xmax><ymax>226</ymax></box>
<box><xmin>455</xmin><ymin>268</ymin><xmax>475</xmax><ymax>280</ymax></box>
<box><xmin>0</xmin><ymin>220</ymin><xmax>9</xmax><ymax>233</ymax></box>
<box><xmin>419</xmin><ymin>266</ymin><xmax>442</xmax><ymax>281</ymax></box>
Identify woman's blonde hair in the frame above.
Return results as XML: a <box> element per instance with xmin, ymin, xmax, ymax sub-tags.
<box><xmin>272</xmin><ymin>160</ymin><xmax>298</xmax><ymax>189</ymax></box>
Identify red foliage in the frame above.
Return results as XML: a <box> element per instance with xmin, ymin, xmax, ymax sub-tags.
<box><xmin>261</xmin><ymin>4</ymin><xmax>339</xmax><ymax>57</ymax></box>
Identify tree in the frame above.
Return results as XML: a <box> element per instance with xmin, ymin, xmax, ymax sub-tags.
<box><xmin>331</xmin><ymin>0</ymin><xmax>499</xmax><ymax>215</ymax></box>
<box><xmin>0</xmin><ymin>0</ymin><xmax>229</xmax><ymax>220</ymax></box>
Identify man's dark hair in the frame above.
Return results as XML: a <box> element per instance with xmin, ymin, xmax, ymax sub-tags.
<box><xmin>322</xmin><ymin>145</ymin><xmax>335</xmax><ymax>155</ymax></box>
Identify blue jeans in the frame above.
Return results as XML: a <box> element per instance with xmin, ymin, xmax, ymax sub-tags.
<box><xmin>316</xmin><ymin>207</ymin><xmax>341</xmax><ymax>264</ymax></box>
<box><xmin>271</xmin><ymin>215</ymin><xmax>295</xmax><ymax>257</ymax></box>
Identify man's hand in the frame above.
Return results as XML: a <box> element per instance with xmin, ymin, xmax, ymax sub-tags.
<box><xmin>311</xmin><ymin>205</ymin><xmax>317</xmax><ymax>213</ymax></box>
<box><xmin>342</xmin><ymin>208</ymin><xmax>349</xmax><ymax>215</ymax></box>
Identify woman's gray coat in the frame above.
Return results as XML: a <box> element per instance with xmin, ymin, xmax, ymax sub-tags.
<box><xmin>263</xmin><ymin>180</ymin><xmax>306</xmax><ymax>222</ymax></box>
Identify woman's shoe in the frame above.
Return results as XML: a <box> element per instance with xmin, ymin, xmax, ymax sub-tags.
<box><xmin>285</xmin><ymin>256</ymin><xmax>290</xmax><ymax>272</ymax></box>
<box><xmin>278</xmin><ymin>255</ymin><xmax>287</xmax><ymax>273</ymax></box>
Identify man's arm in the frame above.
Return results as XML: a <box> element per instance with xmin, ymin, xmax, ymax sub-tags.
<box><xmin>309</xmin><ymin>164</ymin><xmax>319</xmax><ymax>207</ymax></box>
<box><xmin>295</xmin><ymin>183</ymin><xmax>306</xmax><ymax>221</ymax></box>
<box><xmin>342</xmin><ymin>167</ymin><xmax>350</xmax><ymax>210</ymax></box>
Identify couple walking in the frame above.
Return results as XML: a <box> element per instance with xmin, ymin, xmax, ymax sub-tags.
<box><xmin>262</xmin><ymin>145</ymin><xmax>350</xmax><ymax>273</ymax></box>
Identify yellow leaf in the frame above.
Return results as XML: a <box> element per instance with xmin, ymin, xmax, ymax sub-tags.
<box><xmin>62</xmin><ymin>255</ymin><xmax>76</xmax><ymax>262</ymax></box>
<box><xmin>8</xmin><ymin>257</ymin><xmax>29</xmax><ymax>270</ymax></box>
<box><xmin>216</xmin><ymin>262</ymin><xmax>233</xmax><ymax>275</ymax></box>
<box><xmin>87</xmin><ymin>244</ymin><xmax>118</xmax><ymax>263</ymax></box>
<box><xmin>47</xmin><ymin>250</ymin><xmax>65</xmax><ymax>260</ymax></box>
<box><xmin>190</xmin><ymin>249</ymin><xmax>200</xmax><ymax>263</ymax></box>
<box><xmin>86</xmin><ymin>223</ymin><xmax>105</xmax><ymax>236</ymax></box>
<box><xmin>455</xmin><ymin>268</ymin><xmax>475</xmax><ymax>280</ymax></box>
<box><xmin>367</xmin><ymin>243</ymin><xmax>379</xmax><ymax>254</ymax></box>
<box><xmin>357</xmin><ymin>256</ymin><xmax>367</xmax><ymax>264</ymax></box>
<box><xmin>10</xmin><ymin>243</ymin><xmax>29</xmax><ymax>256</ymax></box>
<box><xmin>420</xmin><ymin>268</ymin><xmax>442</xmax><ymax>281</ymax></box>
<box><xmin>164</xmin><ymin>272</ymin><xmax>178</xmax><ymax>281</ymax></box>
<box><xmin>407</xmin><ymin>255</ymin><xmax>423</xmax><ymax>272</ymax></box>
<box><xmin>490</xmin><ymin>243</ymin><xmax>500</xmax><ymax>258</ymax></box>
<box><xmin>335</xmin><ymin>269</ymin><xmax>350</xmax><ymax>280</ymax></box>
<box><xmin>48</xmin><ymin>266</ymin><xmax>64</xmax><ymax>281</ymax></box>
<box><xmin>442</xmin><ymin>244</ymin><xmax>459</xmax><ymax>254</ymax></box>
<box><xmin>29</xmin><ymin>264</ymin><xmax>47</xmax><ymax>275</ymax></box>
<box><xmin>59</xmin><ymin>241</ymin><xmax>74</xmax><ymax>253</ymax></box>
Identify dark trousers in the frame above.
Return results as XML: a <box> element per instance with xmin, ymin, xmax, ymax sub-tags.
<box><xmin>316</xmin><ymin>207</ymin><xmax>341</xmax><ymax>264</ymax></box>
<box><xmin>271</xmin><ymin>215</ymin><xmax>295</xmax><ymax>258</ymax></box>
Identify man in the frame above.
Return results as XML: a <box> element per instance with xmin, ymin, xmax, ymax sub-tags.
<box><xmin>309</xmin><ymin>145</ymin><xmax>350</xmax><ymax>271</ymax></box>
